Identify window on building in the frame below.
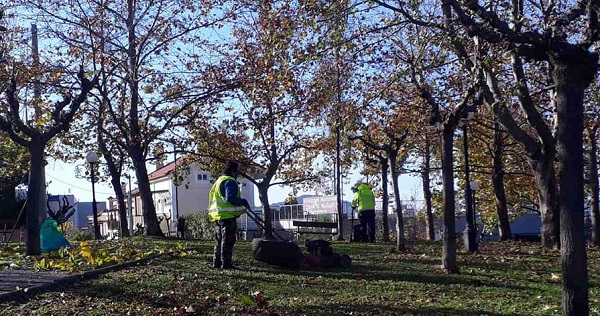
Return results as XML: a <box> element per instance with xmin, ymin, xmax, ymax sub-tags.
<box><xmin>195</xmin><ymin>172</ymin><xmax>210</xmax><ymax>183</ymax></box>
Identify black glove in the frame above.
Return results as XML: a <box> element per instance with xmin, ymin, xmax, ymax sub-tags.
<box><xmin>242</xmin><ymin>199</ymin><xmax>251</xmax><ymax>210</ymax></box>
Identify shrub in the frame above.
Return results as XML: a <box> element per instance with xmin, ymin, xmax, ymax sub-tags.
<box><xmin>183</xmin><ymin>210</ymin><xmax>215</xmax><ymax>240</ymax></box>
<box><xmin>69</xmin><ymin>230</ymin><xmax>94</xmax><ymax>241</ymax></box>
<box><xmin>63</xmin><ymin>223</ymin><xmax>94</xmax><ymax>241</ymax></box>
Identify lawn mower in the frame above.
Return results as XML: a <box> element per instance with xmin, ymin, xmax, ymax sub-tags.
<box><xmin>246</xmin><ymin>208</ymin><xmax>351</xmax><ymax>269</ymax></box>
<box><xmin>302</xmin><ymin>238</ymin><xmax>352</xmax><ymax>268</ymax></box>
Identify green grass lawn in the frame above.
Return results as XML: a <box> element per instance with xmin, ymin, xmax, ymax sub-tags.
<box><xmin>1</xmin><ymin>239</ymin><xmax>598</xmax><ymax>316</ymax></box>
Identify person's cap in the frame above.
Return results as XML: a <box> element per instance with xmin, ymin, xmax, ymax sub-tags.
<box><xmin>224</xmin><ymin>161</ymin><xmax>239</xmax><ymax>175</ymax></box>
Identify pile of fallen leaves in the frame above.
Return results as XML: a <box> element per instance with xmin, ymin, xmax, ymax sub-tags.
<box><xmin>1</xmin><ymin>239</ymin><xmax>189</xmax><ymax>273</ymax></box>
<box><xmin>0</xmin><ymin>244</ymin><xmax>37</xmax><ymax>269</ymax></box>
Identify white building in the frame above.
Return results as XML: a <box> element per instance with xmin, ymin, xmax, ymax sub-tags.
<box><xmin>128</xmin><ymin>160</ymin><xmax>256</xmax><ymax>235</ymax></box>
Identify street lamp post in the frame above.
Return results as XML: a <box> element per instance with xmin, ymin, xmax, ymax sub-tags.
<box><xmin>462</xmin><ymin>110</ymin><xmax>478</xmax><ymax>252</ymax></box>
<box><xmin>86</xmin><ymin>151</ymin><xmax>101</xmax><ymax>240</ymax></box>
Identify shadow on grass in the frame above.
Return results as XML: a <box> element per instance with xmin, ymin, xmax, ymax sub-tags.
<box><xmin>461</xmin><ymin>260</ymin><xmax>545</xmax><ymax>273</ymax></box>
<box><xmin>396</xmin><ymin>257</ymin><xmax>445</xmax><ymax>266</ymax></box>
<box><xmin>293</xmin><ymin>303</ymin><xmax>522</xmax><ymax>316</ymax></box>
<box><xmin>244</xmin><ymin>262</ymin><xmax>533</xmax><ymax>291</ymax></box>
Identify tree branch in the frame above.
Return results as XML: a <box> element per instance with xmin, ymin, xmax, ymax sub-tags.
<box><xmin>510</xmin><ymin>53</ymin><xmax>554</xmax><ymax>146</ymax></box>
<box><xmin>449</xmin><ymin>0</ymin><xmax>544</xmax><ymax>45</ymax></box>
<box><xmin>371</xmin><ymin>0</ymin><xmax>445</xmax><ymax>29</ymax></box>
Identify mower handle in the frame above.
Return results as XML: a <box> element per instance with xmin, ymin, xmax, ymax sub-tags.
<box><xmin>245</xmin><ymin>207</ymin><xmax>285</xmax><ymax>241</ymax></box>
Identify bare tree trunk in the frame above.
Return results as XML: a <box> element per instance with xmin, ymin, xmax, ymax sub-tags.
<box><xmin>554</xmin><ymin>61</ymin><xmax>590</xmax><ymax>316</ymax></box>
<box><xmin>492</xmin><ymin>123</ymin><xmax>511</xmax><ymax>241</ymax></box>
<box><xmin>98</xmin><ymin>131</ymin><xmax>130</xmax><ymax>237</ymax></box>
<box><xmin>26</xmin><ymin>142</ymin><xmax>46</xmax><ymax>255</ymax></box>
<box><xmin>110</xmin><ymin>174</ymin><xmax>130</xmax><ymax>237</ymax></box>
<box><xmin>422</xmin><ymin>137</ymin><xmax>435</xmax><ymax>241</ymax></box>
<box><xmin>389</xmin><ymin>151</ymin><xmax>406</xmax><ymax>251</ymax></box>
<box><xmin>528</xmin><ymin>153</ymin><xmax>560</xmax><ymax>249</ymax></box>
<box><xmin>131</xmin><ymin>147</ymin><xmax>163</xmax><ymax>237</ymax></box>
<box><xmin>256</xmin><ymin>182</ymin><xmax>273</xmax><ymax>238</ymax></box>
<box><xmin>125</xmin><ymin>0</ymin><xmax>163</xmax><ymax>236</ymax></box>
<box><xmin>481</xmin><ymin>52</ymin><xmax>560</xmax><ymax>249</ymax></box>
<box><xmin>440</xmin><ymin>128</ymin><xmax>458</xmax><ymax>273</ymax></box>
<box><xmin>588</xmin><ymin>127</ymin><xmax>600</xmax><ymax>246</ymax></box>
<box><xmin>380</xmin><ymin>157</ymin><xmax>390</xmax><ymax>242</ymax></box>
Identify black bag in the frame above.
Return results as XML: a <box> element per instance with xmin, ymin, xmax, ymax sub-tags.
<box><xmin>251</xmin><ymin>238</ymin><xmax>305</xmax><ymax>268</ymax></box>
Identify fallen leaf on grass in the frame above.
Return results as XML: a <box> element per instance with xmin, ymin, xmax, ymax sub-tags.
<box><xmin>238</xmin><ymin>294</ymin><xmax>254</xmax><ymax>306</ymax></box>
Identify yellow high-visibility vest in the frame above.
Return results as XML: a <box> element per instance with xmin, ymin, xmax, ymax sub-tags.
<box><xmin>351</xmin><ymin>184</ymin><xmax>376</xmax><ymax>211</ymax></box>
<box><xmin>208</xmin><ymin>175</ymin><xmax>246</xmax><ymax>222</ymax></box>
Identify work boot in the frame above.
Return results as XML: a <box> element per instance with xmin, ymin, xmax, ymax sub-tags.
<box><xmin>221</xmin><ymin>264</ymin><xmax>240</xmax><ymax>270</ymax></box>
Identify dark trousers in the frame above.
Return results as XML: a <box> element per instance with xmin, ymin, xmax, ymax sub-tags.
<box><xmin>213</xmin><ymin>218</ymin><xmax>237</xmax><ymax>268</ymax></box>
<box><xmin>358</xmin><ymin>210</ymin><xmax>376</xmax><ymax>242</ymax></box>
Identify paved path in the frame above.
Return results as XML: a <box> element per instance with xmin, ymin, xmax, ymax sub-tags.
<box><xmin>0</xmin><ymin>249</ymin><xmax>191</xmax><ymax>303</ymax></box>
<box><xmin>0</xmin><ymin>270</ymin><xmax>68</xmax><ymax>295</ymax></box>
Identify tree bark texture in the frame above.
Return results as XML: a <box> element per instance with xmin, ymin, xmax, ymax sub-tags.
<box><xmin>528</xmin><ymin>153</ymin><xmax>560</xmax><ymax>249</ymax></box>
<box><xmin>554</xmin><ymin>60</ymin><xmax>592</xmax><ymax>316</ymax></box>
<box><xmin>131</xmin><ymin>147</ymin><xmax>163</xmax><ymax>237</ymax></box>
<box><xmin>492</xmin><ymin>123</ymin><xmax>511</xmax><ymax>241</ymax></box>
<box><xmin>25</xmin><ymin>143</ymin><xmax>46</xmax><ymax>255</ymax></box>
<box><xmin>422</xmin><ymin>138</ymin><xmax>435</xmax><ymax>241</ymax></box>
<box><xmin>587</xmin><ymin>128</ymin><xmax>600</xmax><ymax>247</ymax></box>
<box><xmin>257</xmin><ymin>182</ymin><xmax>274</xmax><ymax>239</ymax></box>
<box><xmin>380</xmin><ymin>158</ymin><xmax>390</xmax><ymax>242</ymax></box>
<box><xmin>389</xmin><ymin>151</ymin><xmax>406</xmax><ymax>251</ymax></box>
<box><xmin>441</xmin><ymin>128</ymin><xmax>458</xmax><ymax>273</ymax></box>
<box><xmin>110</xmin><ymin>174</ymin><xmax>131</xmax><ymax>237</ymax></box>
<box><xmin>98</xmin><ymin>132</ymin><xmax>130</xmax><ymax>237</ymax></box>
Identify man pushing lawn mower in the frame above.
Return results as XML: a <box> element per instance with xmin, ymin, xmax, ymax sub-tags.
<box><xmin>208</xmin><ymin>161</ymin><xmax>251</xmax><ymax>270</ymax></box>
<box><xmin>248</xmin><ymin>207</ymin><xmax>352</xmax><ymax>269</ymax></box>
<box><xmin>209</xmin><ymin>161</ymin><xmax>351</xmax><ymax>270</ymax></box>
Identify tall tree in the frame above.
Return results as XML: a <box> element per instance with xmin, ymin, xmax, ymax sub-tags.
<box><xmin>350</xmin><ymin>105</ymin><xmax>412</xmax><ymax>250</ymax></box>
<box><xmin>585</xmin><ymin>120</ymin><xmax>600</xmax><ymax>246</ymax></box>
<box><xmin>374</xmin><ymin>0</ymin><xmax>564</xmax><ymax>251</ymax></box>
<box><xmin>420</xmin><ymin>80</ymin><xmax>478</xmax><ymax>273</ymax></box>
<box><xmin>352</xmin><ymin>146</ymin><xmax>391</xmax><ymax>242</ymax></box>
<box><xmin>444</xmin><ymin>0</ymin><xmax>600</xmax><ymax>315</ymax></box>
<box><xmin>25</xmin><ymin>0</ymin><xmax>237</xmax><ymax>236</ymax></box>
<box><xmin>427</xmin><ymin>1</ymin><xmax>599</xmax><ymax>314</ymax></box>
<box><xmin>0</xmin><ymin>64</ymin><xmax>96</xmax><ymax>254</ymax></box>
<box><xmin>190</xmin><ymin>0</ymin><xmax>326</xmax><ymax>237</ymax></box>
<box><xmin>4</xmin><ymin>3</ymin><xmax>97</xmax><ymax>255</ymax></box>
<box><xmin>403</xmin><ymin>21</ymin><xmax>478</xmax><ymax>272</ymax></box>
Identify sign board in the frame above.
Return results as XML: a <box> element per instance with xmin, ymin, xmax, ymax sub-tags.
<box><xmin>303</xmin><ymin>196</ymin><xmax>338</xmax><ymax>214</ymax></box>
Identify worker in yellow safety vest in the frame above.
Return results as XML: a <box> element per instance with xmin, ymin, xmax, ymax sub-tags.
<box><xmin>208</xmin><ymin>161</ymin><xmax>251</xmax><ymax>269</ymax></box>
<box><xmin>351</xmin><ymin>183</ymin><xmax>376</xmax><ymax>242</ymax></box>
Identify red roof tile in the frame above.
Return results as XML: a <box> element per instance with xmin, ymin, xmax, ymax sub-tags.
<box><xmin>148</xmin><ymin>160</ymin><xmax>176</xmax><ymax>181</ymax></box>
<box><xmin>130</xmin><ymin>159</ymin><xmax>188</xmax><ymax>195</ymax></box>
